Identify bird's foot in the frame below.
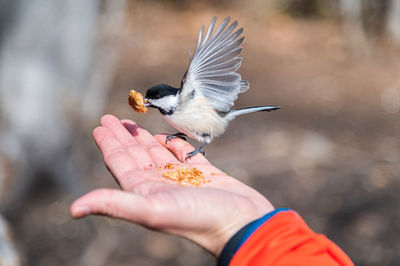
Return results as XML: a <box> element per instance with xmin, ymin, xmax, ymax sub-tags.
<box><xmin>185</xmin><ymin>144</ymin><xmax>207</xmax><ymax>160</ymax></box>
<box><xmin>166</xmin><ymin>133</ymin><xmax>187</xmax><ymax>144</ymax></box>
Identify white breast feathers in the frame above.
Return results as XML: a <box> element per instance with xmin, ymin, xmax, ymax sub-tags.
<box><xmin>163</xmin><ymin>94</ymin><xmax>228</xmax><ymax>144</ymax></box>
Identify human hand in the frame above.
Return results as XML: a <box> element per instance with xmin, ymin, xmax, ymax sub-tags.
<box><xmin>70</xmin><ymin>114</ymin><xmax>274</xmax><ymax>256</ymax></box>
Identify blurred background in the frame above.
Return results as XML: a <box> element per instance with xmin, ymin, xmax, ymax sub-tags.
<box><xmin>0</xmin><ymin>0</ymin><xmax>399</xmax><ymax>265</ymax></box>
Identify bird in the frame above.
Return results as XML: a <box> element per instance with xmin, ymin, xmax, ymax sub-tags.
<box><xmin>144</xmin><ymin>16</ymin><xmax>280</xmax><ymax>160</ymax></box>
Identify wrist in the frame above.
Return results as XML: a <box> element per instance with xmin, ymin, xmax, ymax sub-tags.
<box><xmin>209</xmin><ymin>208</ymin><xmax>276</xmax><ymax>256</ymax></box>
<box><xmin>213</xmin><ymin>214</ymin><xmax>266</xmax><ymax>256</ymax></box>
<box><xmin>183</xmin><ymin>209</ymin><xmax>270</xmax><ymax>256</ymax></box>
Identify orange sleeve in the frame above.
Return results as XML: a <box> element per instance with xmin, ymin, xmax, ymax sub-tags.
<box><xmin>229</xmin><ymin>211</ymin><xmax>354</xmax><ymax>266</ymax></box>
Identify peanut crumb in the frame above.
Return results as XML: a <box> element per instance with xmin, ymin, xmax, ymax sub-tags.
<box><xmin>161</xmin><ymin>164</ymin><xmax>208</xmax><ymax>187</ymax></box>
<box><xmin>164</xmin><ymin>163</ymin><xmax>175</xmax><ymax>170</ymax></box>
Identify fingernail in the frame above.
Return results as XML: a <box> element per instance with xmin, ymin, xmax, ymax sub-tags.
<box><xmin>72</xmin><ymin>206</ymin><xmax>90</xmax><ymax>218</ymax></box>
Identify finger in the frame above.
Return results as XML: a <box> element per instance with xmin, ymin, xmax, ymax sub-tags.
<box><xmin>155</xmin><ymin>134</ymin><xmax>209</xmax><ymax>164</ymax></box>
<box><xmin>70</xmin><ymin>189</ymin><xmax>154</xmax><ymax>226</ymax></box>
<box><xmin>93</xmin><ymin>126</ymin><xmax>139</xmax><ymax>182</ymax></box>
<box><xmin>122</xmin><ymin>119</ymin><xmax>179</xmax><ymax>166</ymax></box>
<box><xmin>100</xmin><ymin>114</ymin><xmax>138</xmax><ymax>144</ymax></box>
<box><xmin>100</xmin><ymin>115</ymin><xmax>154</xmax><ymax>169</ymax></box>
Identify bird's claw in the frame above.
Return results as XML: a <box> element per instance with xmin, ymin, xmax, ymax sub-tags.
<box><xmin>185</xmin><ymin>147</ymin><xmax>205</xmax><ymax>160</ymax></box>
<box><xmin>166</xmin><ymin>133</ymin><xmax>187</xmax><ymax>144</ymax></box>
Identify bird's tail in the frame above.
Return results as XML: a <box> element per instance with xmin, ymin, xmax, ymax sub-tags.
<box><xmin>226</xmin><ymin>105</ymin><xmax>280</xmax><ymax>120</ymax></box>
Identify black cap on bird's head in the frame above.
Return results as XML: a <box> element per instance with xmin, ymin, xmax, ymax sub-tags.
<box><xmin>145</xmin><ymin>84</ymin><xmax>180</xmax><ymax>100</ymax></box>
<box><xmin>144</xmin><ymin>84</ymin><xmax>180</xmax><ymax>115</ymax></box>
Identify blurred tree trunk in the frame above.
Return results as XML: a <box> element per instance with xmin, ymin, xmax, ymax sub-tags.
<box><xmin>0</xmin><ymin>0</ymin><xmax>126</xmax><ymax>214</ymax></box>
<box><xmin>387</xmin><ymin>0</ymin><xmax>400</xmax><ymax>44</ymax></box>
<box><xmin>0</xmin><ymin>216</ymin><xmax>20</xmax><ymax>266</ymax></box>
<box><xmin>339</xmin><ymin>0</ymin><xmax>370</xmax><ymax>56</ymax></box>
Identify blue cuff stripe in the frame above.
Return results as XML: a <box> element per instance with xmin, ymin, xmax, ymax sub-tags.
<box><xmin>217</xmin><ymin>208</ymin><xmax>291</xmax><ymax>266</ymax></box>
<box><xmin>237</xmin><ymin>208</ymin><xmax>290</xmax><ymax>248</ymax></box>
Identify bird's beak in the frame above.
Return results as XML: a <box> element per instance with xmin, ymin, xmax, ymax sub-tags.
<box><xmin>144</xmin><ymin>98</ymin><xmax>150</xmax><ymax>107</ymax></box>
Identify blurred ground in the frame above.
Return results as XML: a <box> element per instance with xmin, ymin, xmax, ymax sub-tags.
<box><xmin>4</xmin><ymin>1</ymin><xmax>400</xmax><ymax>266</ymax></box>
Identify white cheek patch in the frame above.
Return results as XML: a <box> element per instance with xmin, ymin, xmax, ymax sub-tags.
<box><xmin>151</xmin><ymin>95</ymin><xmax>179</xmax><ymax>109</ymax></box>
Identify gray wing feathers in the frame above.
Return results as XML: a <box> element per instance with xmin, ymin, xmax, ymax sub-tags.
<box><xmin>240</xmin><ymin>80</ymin><xmax>249</xmax><ymax>93</ymax></box>
<box><xmin>182</xmin><ymin>16</ymin><xmax>248</xmax><ymax>112</ymax></box>
<box><xmin>194</xmin><ymin>25</ymin><xmax>204</xmax><ymax>57</ymax></box>
<box><xmin>201</xmin><ymin>16</ymin><xmax>216</xmax><ymax>47</ymax></box>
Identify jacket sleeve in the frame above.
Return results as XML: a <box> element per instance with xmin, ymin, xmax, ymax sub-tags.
<box><xmin>217</xmin><ymin>209</ymin><xmax>354</xmax><ymax>266</ymax></box>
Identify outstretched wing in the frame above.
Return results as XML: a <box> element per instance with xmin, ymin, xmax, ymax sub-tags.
<box><xmin>180</xmin><ymin>16</ymin><xmax>249</xmax><ymax>112</ymax></box>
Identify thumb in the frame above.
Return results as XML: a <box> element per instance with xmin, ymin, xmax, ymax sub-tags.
<box><xmin>70</xmin><ymin>189</ymin><xmax>154</xmax><ymax>225</ymax></box>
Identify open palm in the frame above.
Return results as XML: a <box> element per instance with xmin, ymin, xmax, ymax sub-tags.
<box><xmin>70</xmin><ymin>115</ymin><xmax>274</xmax><ymax>256</ymax></box>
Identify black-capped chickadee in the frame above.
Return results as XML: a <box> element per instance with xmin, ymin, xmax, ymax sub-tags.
<box><xmin>144</xmin><ymin>16</ymin><xmax>279</xmax><ymax>159</ymax></box>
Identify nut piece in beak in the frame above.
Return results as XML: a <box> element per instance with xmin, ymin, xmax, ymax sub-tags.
<box><xmin>128</xmin><ymin>90</ymin><xmax>148</xmax><ymax>113</ymax></box>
